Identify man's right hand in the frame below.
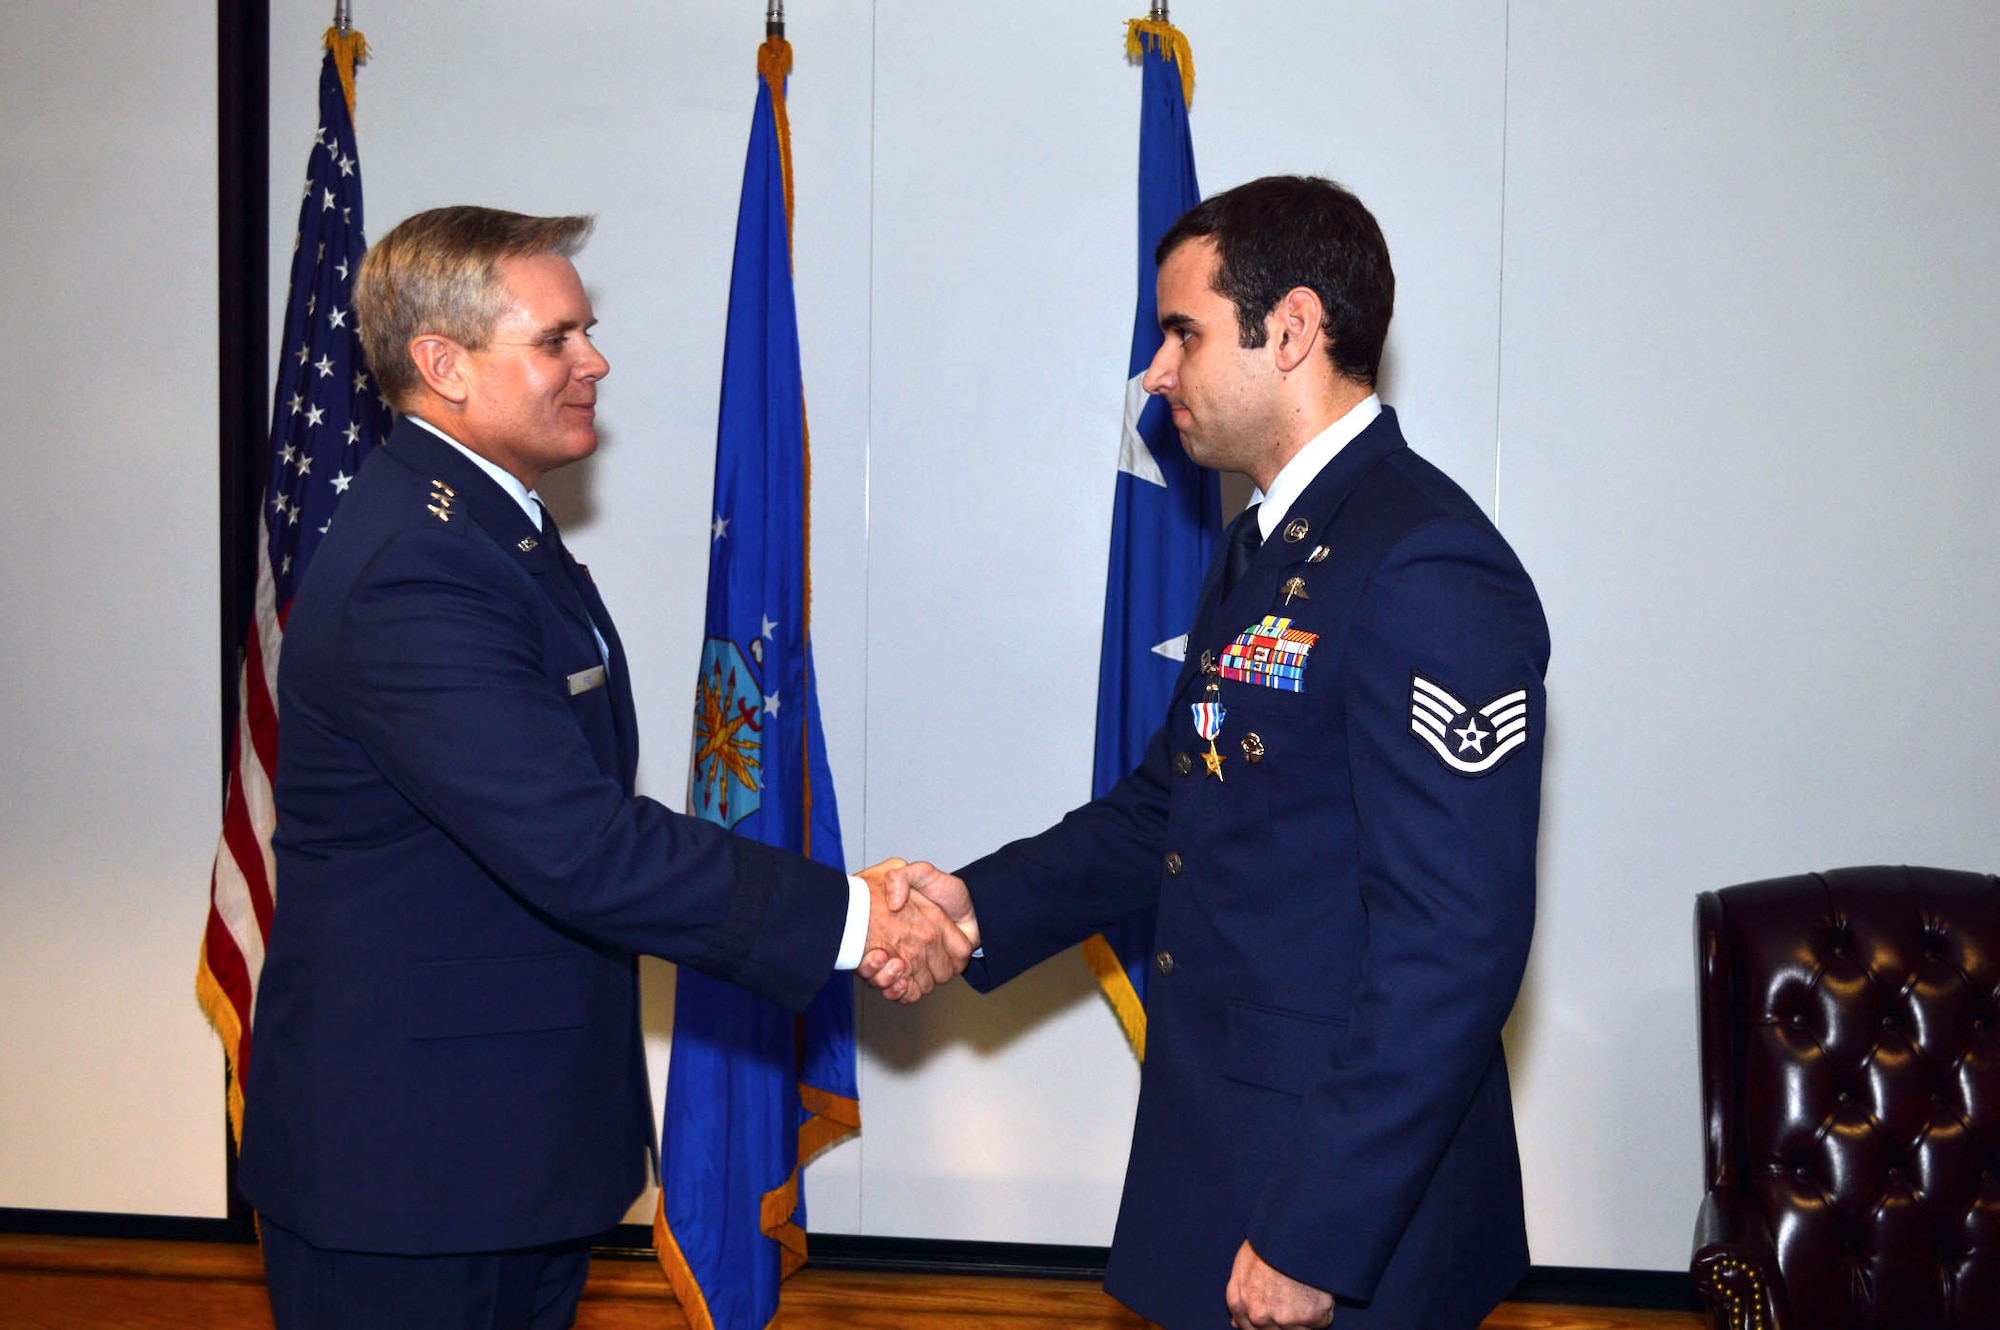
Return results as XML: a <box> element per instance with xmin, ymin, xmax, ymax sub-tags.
<box><xmin>857</xmin><ymin>861</ymin><xmax>980</xmax><ymax>1003</ymax></box>
<box><xmin>856</xmin><ymin>859</ymin><xmax>972</xmax><ymax>1003</ymax></box>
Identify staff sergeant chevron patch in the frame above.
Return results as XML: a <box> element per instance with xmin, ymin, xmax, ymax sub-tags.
<box><xmin>1409</xmin><ymin>674</ymin><xmax>1530</xmax><ymax>776</ymax></box>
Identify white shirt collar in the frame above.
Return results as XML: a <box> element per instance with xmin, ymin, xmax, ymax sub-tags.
<box><xmin>1253</xmin><ymin>394</ymin><xmax>1382</xmax><ymax>540</ymax></box>
<box><xmin>409</xmin><ymin>415</ymin><xmax>544</xmax><ymax>531</ymax></box>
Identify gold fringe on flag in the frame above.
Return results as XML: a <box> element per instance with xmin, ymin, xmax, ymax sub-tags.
<box><xmin>653</xmin><ymin>1195</ymin><xmax>720</xmax><ymax>1330</ymax></box>
<box><xmin>758</xmin><ymin>37</ymin><xmax>797</xmax><ymax>250</ymax></box>
<box><xmin>194</xmin><ymin>934</ymin><xmax>250</xmax><ymax>1144</ymax></box>
<box><xmin>1125</xmin><ymin>17</ymin><xmax>1194</xmax><ymax>109</ymax></box>
<box><xmin>323</xmin><ymin>26</ymin><xmax>370</xmax><ymax>123</ymax></box>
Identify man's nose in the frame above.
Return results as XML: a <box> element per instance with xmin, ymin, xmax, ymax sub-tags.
<box><xmin>1141</xmin><ymin>345</ymin><xmax>1173</xmax><ymax>395</ymax></box>
<box><xmin>580</xmin><ymin>341</ymin><xmax>609</xmax><ymax>381</ymax></box>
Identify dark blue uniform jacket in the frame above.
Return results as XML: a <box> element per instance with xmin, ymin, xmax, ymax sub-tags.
<box><xmin>960</xmin><ymin>408</ymin><xmax>1548</xmax><ymax>1329</ymax></box>
<box><xmin>238</xmin><ymin>417</ymin><xmax>847</xmax><ymax>1254</ymax></box>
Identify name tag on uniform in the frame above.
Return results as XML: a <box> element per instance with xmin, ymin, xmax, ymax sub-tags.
<box><xmin>567</xmin><ymin>666</ymin><xmax>607</xmax><ymax>696</ymax></box>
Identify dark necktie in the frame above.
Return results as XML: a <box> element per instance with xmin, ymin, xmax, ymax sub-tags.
<box><xmin>534</xmin><ymin>501</ymin><xmax>600</xmax><ymax>643</ymax></box>
<box><xmin>1223</xmin><ymin>502</ymin><xmax>1263</xmax><ymax>597</ymax></box>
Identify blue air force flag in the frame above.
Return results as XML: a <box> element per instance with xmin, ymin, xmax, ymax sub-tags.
<box><xmin>1084</xmin><ymin>19</ymin><xmax>1219</xmax><ymax>1058</ymax></box>
<box><xmin>656</xmin><ymin>36</ymin><xmax>857</xmax><ymax>1330</ymax></box>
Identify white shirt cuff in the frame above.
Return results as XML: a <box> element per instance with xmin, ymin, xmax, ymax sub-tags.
<box><xmin>834</xmin><ymin>873</ymin><xmax>871</xmax><ymax>970</ymax></box>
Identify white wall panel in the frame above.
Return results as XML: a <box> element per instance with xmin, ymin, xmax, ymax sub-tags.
<box><xmin>1500</xmin><ymin>0</ymin><xmax>2000</xmax><ymax>1268</ymax></box>
<box><xmin>0</xmin><ymin>0</ymin><xmax>224</xmax><ymax>1217</ymax></box>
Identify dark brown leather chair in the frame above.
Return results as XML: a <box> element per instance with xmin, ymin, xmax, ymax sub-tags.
<box><xmin>1692</xmin><ymin>865</ymin><xmax>2000</xmax><ymax>1329</ymax></box>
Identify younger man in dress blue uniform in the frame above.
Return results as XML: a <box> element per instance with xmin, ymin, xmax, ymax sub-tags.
<box><xmin>874</xmin><ymin>177</ymin><xmax>1549</xmax><ymax>1330</ymax></box>
<box><xmin>238</xmin><ymin>207</ymin><xmax>969</xmax><ymax>1329</ymax></box>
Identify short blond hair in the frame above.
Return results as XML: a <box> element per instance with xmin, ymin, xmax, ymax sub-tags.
<box><xmin>354</xmin><ymin>206</ymin><xmax>594</xmax><ymax>408</ymax></box>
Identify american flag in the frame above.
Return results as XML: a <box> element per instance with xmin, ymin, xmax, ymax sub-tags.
<box><xmin>197</xmin><ymin>30</ymin><xmax>390</xmax><ymax>1143</ymax></box>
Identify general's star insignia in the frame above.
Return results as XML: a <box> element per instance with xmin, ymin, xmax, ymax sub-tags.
<box><xmin>1409</xmin><ymin>674</ymin><xmax>1530</xmax><ymax>776</ymax></box>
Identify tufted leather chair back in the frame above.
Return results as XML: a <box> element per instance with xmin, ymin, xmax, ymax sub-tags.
<box><xmin>1698</xmin><ymin>866</ymin><xmax>2000</xmax><ymax>1328</ymax></box>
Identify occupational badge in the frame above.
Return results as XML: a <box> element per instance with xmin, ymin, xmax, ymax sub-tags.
<box><xmin>1407</xmin><ymin>674</ymin><xmax>1530</xmax><ymax>776</ymax></box>
<box><xmin>1219</xmin><ymin>615</ymin><xmax>1318</xmax><ymax>692</ymax></box>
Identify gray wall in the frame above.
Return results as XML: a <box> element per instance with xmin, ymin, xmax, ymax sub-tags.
<box><xmin>4</xmin><ymin>0</ymin><xmax>1996</xmax><ymax>1274</ymax></box>
<box><xmin>0</xmin><ymin>0</ymin><xmax>223</xmax><ymax>1218</ymax></box>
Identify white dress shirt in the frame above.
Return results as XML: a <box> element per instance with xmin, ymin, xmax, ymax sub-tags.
<box><xmin>1252</xmin><ymin>394</ymin><xmax>1381</xmax><ymax>538</ymax></box>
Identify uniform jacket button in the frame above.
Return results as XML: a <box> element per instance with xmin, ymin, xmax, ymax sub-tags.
<box><xmin>1173</xmin><ymin>752</ymin><xmax>1192</xmax><ymax>776</ymax></box>
<box><xmin>1155</xmin><ymin>951</ymin><xmax>1176</xmax><ymax>976</ymax></box>
<box><xmin>1165</xmin><ymin>851</ymin><xmax>1183</xmax><ymax>876</ymax></box>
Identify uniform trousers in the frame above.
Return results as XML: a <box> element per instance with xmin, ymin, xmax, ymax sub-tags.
<box><xmin>259</xmin><ymin>1214</ymin><xmax>591</xmax><ymax>1330</ymax></box>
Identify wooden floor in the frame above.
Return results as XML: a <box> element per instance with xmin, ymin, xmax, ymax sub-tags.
<box><xmin>0</xmin><ymin>1235</ymin><xmax>1705</xmax><ymax>1329</ymax></box>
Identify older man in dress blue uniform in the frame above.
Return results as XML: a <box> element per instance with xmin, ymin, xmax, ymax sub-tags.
<box><xmin>875</xmin><ymin>177</ymin><xmax>1549</xmax><ymax>1330</ymax></box>
<box><xmin>238</xmin><ymin>207</ymin><xmax>968</xmax><ymax>1330</ymax></box>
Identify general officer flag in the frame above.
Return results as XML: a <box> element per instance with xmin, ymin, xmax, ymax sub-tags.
<box><xmin>1083</xmin><ymin>19</ymin><xmax>1219</xmax><ymax>1060</ymax></box>
<box><xmin>196</xmin><ymin>26</ymin><xmax>390</xmax><ymax>1143</ymax></box>
<box><xmin>656</xmin><ymin>34</ymin><xmax>857</xmax><ymax>1330</ymax></box>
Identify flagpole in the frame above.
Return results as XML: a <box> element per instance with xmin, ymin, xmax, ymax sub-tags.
<box><xmin>767</xmin><ymin>0</ymin><xmax>784</xmax><ymax>39</ymax></box>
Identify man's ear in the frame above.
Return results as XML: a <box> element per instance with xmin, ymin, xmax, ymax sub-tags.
<box><xmin>1268</xmin><ymin>286</ymin><xmax>1325</xmax><ymax>375</ymax></box>
<box><xmin>408</xmin><ymin>334</ymin><xmax>471</xmax><ymax>405</ymax></box>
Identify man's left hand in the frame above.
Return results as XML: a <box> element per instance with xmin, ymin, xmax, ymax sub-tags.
<box><xmin>1225</xmin><ymin>1241</ymin><xmax>1334</xmax><ymax>1330</ymax></box>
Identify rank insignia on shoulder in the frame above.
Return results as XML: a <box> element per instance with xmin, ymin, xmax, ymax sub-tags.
<box><xmin>427</xmin><ymin>502</ymin><xmax>452</xmax><ymax>523</ymax></box>
<box><xmin>1219</xmin><ymin>614</ymin><xmax>1318</xmax><ymax>692</ymax></box>
<box><xmin>1408</xmin><ymin>674</ymin><xmax>1529</xmax><ymax>776</ymax></box>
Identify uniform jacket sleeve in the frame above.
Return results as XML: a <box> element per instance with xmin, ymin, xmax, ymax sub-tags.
<box><xmin>957</xmin><ymin>722</ymin><xmax>1175</xmax><ymax>991</ymax></box>
<box><xmin>329</xmin><ymin>520</ymin><xmax>846</xmax><ymax>1011</ymax></box>
<box><xmin>1245</xmin><ymin>514</ymin><xmax>1545</xmax><ymax>1300</ymax></box>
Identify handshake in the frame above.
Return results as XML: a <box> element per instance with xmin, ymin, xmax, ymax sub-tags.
<box><xmin>853</xmin><ymin>859</ymin><xmax>980</xmax><ymax>1004</ymax></box>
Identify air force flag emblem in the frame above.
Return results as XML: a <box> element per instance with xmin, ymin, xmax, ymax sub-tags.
<box><xmin>1409</xmin><ymin>673</ymin><xmax>1529</xmax><ymax>776</ymax></box>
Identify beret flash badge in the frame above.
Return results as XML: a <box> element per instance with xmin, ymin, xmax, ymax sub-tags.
<box><xmin>1409</xmin><ymin>674</ymin><xmax>1529</xmax><ymax>776</ymax></box>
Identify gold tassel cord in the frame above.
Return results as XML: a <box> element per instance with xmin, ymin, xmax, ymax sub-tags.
<box><xmin>1124</xmin><ymin>17</ymin><xmax>1194</xmax><ymax>109</ymax></box>
<box><xmin>321</xmin><ymin>27</ymin><xmax>370</xmax><ymax>123</ymax></box>
<box><xmin>1084</xmin><ymin>933</ymin><xmax>1149</xmax><ymax>1060</ymax></box>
